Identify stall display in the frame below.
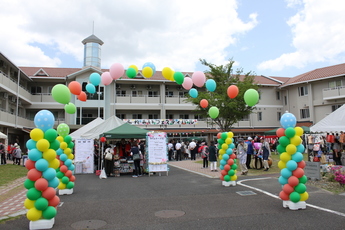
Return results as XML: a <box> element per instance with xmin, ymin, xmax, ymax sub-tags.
<box><xmin>147</xmin><ymin>132</ymin><xmax>168</xmax><ymax>175</ymax></box>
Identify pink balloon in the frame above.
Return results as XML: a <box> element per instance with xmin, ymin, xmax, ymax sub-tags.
<box><xmin>182</xmin><ymin>77</ymin><xmax>193</xmax><ymax>90</ymax></box>
<box><xmin>192</xmin><ymin>71</ymin><xmax>206</xmax><ymax>87</ymax></box>
<box><xmin>101</xmin><ymin>72</ymin><xmax>113</xmax><ymax>85</ymax></box>
<box><xmin>109</xmin><ymin>63</ymin><xmax>124</xmax><ymax>80</ymax></box>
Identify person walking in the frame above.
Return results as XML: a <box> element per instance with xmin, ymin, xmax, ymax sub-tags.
<box><xmin>200</xmin><ymin>142</ymin><xmax>209</xmax><ymax>168</ymax></box>
<box><xmin>188</xmin><ymin>139</ymin><xmax>197</xmax><ymax>160</ymax></box>
<box><xmin>175</xmin><ymin>141</ymin><xmax>182</xmax><ymax>161</ymax></box>
<box><xmin>237</xmin><ymin>138</ymin><xmax>248</xmax><ymax>175</ymax></box>
<box><xmin>333</xmin><ymin>138</ymin><xmax>342</xmax><ymax>165</ymax></box>
<box><xmin>167</xmin><ymin>140</ymin><xmax>174</xmax><ymax>161</ymax></box>
<box><xmin>104</xmin><ymin>145</ymin><xmax>114</xmax><ymax>177</ymax></box>
<box><xmin>245</xmin><ymin>137</ymin><xmax>254</xmax><ymax>169</ymax></box>
<box><xmin>13</xmin><ymin>143</ymin><xmax>22</xmax><ymax>165</ymax></box>
<box><xmin>0</xmin><ymin>142</ymin><xmax>6</xmax><ymax>165</ymax></box>
<box><xmin>131</xmin><ymin>142</ymin><xmax>142</xmax><ymax>177</ymax></box>
<box><xmin>260</xmin><ymin>138</ymin><xmax>271</xmax><ymax>171</ymax></box>
<box><xmin>208</xmin><ymin>141</ymin><xmax>218</xmax><ymax>172</ymax></box>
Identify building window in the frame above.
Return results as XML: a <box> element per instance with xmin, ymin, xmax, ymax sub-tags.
<box><xmin>257</xmin><ymin>112</ymin><xmax>262</xmax><ymax>121</ymax></box>
<box><xmin>276</xmin><ymin>91</ymin><xmax>280</xmax><ymax>100</ymax></box>
<box><xmin>47</xmin><ymin>86</ymin><xmax>53</xmax><ymax>94</ymax></box>
<box><xmin>166</xmin><ymin>114</ymin><xmax>173</xmax><ymax>119</ymax></box>
<box><xmin>284</xmin><ymin>96</ymin><xmax>287</xmax><ymax>105</ymax></box>
<box><xmin>31</xmin><ymin>86</ymin><xmax>42</xmax><ymax>95</ymax></box>
<box><xmin>332</xmin><ymin>104</ymin><xmax>342</xmax><ymax>112</ymax></box>
<box><xmin>132</xmin><ymin>91</ymin><xmax>137</xmax><ymax>97</ymax></box>
<box><xmin>179</xmin><ymin>92</ymin><xmax>186</xmax><ymax>98</ymax></box>
<box><xmin>194</xmin><ymin>114</ymin><xmax>203</xmax><ymax>120</ymax></box>
<box><xmin>132</xmin><ymin>114</ymin><xmax>142</xmax><ymax>119</ymax></box>
<box><xmin>148</xmin><ymin>91</ymin><xmax>158</xmax><ymax>97</ymax></box>
<box><xmin>329</xmin><ymin>80</ymin><xmax>342</xmax><ymax>88</ymax></box>
<box><xmin>81</xmin><ymin>83</ymin><xmax>104</xmax><ymax>100</ymax></box>
<box><xmin>117</xmin><ymin>114</ymin><xmax>125</xmax><ymax>119</ymax></box>
<box><xmin>300</xmin><ymin>109</ymin><xmax>310</xmax><ymax>119</ymax></box>
<box><xmin>116</xmin><ymin>90</ymin><xmax>126</xmax><ymax>97</ymax></box>
<box><xmin>241</xmin><ymin>114</ymin><xmax>249</xmax><ymax>121</ymax></box>
<box><xmin>277</xmin><ymin>112</ymin><xmax>281</xmax><ymax>121</ymax></box>
<box><xmin>298</xmin><ymin>86</ymin><xmax>308</xmax><ymax>96</ymax></box>
<box><xmin>165</xmin><ymin>91</ymin><xmax>174</xmax><ymax>97</ymax></box>
<box><xmin>179</xmin><ymin>114</ymin><xmax>189</xmax><ymax>119</ymax></box>
<box><xmin>149</xmin><ymin>114</ymin><xmax>159</xmax><ymax>119</ymax></box>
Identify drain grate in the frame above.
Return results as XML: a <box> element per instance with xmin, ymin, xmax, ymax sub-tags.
<box><xmin>71</xmin><ymin>220</ymin><xmax>107</xmax><ymax>229</ymax></box>
<box><xmin>236</xmin><ymin>191</ymin><xmax>257</xmax><ymax>196</ymax></box>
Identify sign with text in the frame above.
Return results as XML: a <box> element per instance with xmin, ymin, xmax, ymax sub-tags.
<box><xmin>75</xmin><ymin>139</ymin><xmax>94</xmax><ymax>174</ymax></box>
<box><xmin>304</xmin><ymin>161</ymin><xmax>321</xmax><ymax>180</ymax></box>
<box><xmin>147</xmin><ymin>132</ymin><xmax>168</xmax><ymax>173</ymax></box>
<box><xmin>124</xmin><ymin>119</ymin><xmax>197</xmax><ymax>126</ymax></box>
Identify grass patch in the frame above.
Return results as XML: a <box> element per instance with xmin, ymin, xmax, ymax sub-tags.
<box><xmin>0</xmin><ymin>164</ymin><xmax>28</xmax><ymax>187</ymax></box>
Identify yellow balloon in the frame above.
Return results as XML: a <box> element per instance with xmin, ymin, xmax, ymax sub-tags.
<box><xmin>26</xmin><ymin>207</ymin><xmax>42</xmax><ymax>221</ymax></box>
<box><xmin>169</xmin><ymin>71</ymin><xmax>175</xmax><ymax>81</ymax></box>
<box><xmin>227</xmin><ymin>132</ymin><xmax>234</xmax><ymax>138</ymax></box>
<box><xmin>24</xmin><ymin>198</ymin><xmax>35</xmax><ymax>209</ymax></box>
<box><xmin>218</xmin><ymin>154</ymin><xmax>223</xmax><ymax>160</ymax></box>
<box><xmin>294</xmin><ymin>127</ymin><xmax>304</xmax><ymax>136</ymax></box>
<box><xmin>300</xmin><ymin>191</ymin><xmax>309</xmax><ymax>201</ymax></box>
<box><xmin>290</xmin><ymin>135</ymin><xmax>302</xmax><ymax>146</ymax></box>
<box><xmin>230</xmin><ymin>175</ymin><xmax>237</xmax><ymax>181</ymax></box>
<box><xmin>58</xmin><ymin>182</ymin><xmax>66</xmax><ymax>190</ymax></box>
<box><xmin>36</xmin><ymin>139</ymin><xmax>50</xmax><ymax>152</ymax></box>
<box><xmin>286</xmin><ymin>144</ymin><xmax>297</xmax><ymax>155</ymax></box>
<box><xmin>219</xmin><ymin>149</ymin><xmax>225</xmax><ymax>155</ymax></box>
<box><xmin>222</xmin><ymin>143</ymin><xmax>228</xmax><ymax>150</ymax></box>
<box><xmin>64</xmin><ymin>148</ymin><xmax>71</xmax><ymax>155</ymax></box>
<box><xmin>225</xmin><ymin>138</ymin><xmax>232</xmax><ymax>145</ymax></box>
<box><xmin>60</xmin><ymin>141</ymin><xmax>68</xmax><ymax>150</ymax></box>
<box><xmin>30</xmin><ymin>128</ymin><xmax>44</xmax><ymax>142</ymax></box>
<box><xmin>49</xmin><ymin>158</ymin><xmax>60</xmax><ymax>169</ymax></box>
<box><xmin>129</xmin><ymin>64</ymin><xmax>138</xmax><ymax>73</ymax></box>
<box><xmin>280</xmin><ymin>152</ymin><xmax>291</xmax><ymax>162</ymax></box>
<box><xmin>142</xmin><ymin>66</ymin><xmax>153</xmax><ymax>78</ymax></box>
<box><xmin>43</xmin><ymin>149</ymin><xmax>57</xmax><ymax>162</ymax></box>
<box><xmin>278</xmin><ymin>160</ymin><xmax>287</xmax><ymax>169</ymax></box>
<box><xmin>56</xmin><ymin>136</ymin><xmax>64</xmax><ymax>143</ymax></box>
<box><xmin>68</xmin><ymin>153</ymin><xmax>74</xmax><ymax>160</ymax></box>
<box><xmin>162</xmin><ymin>67</ymin><xmax>173</xmax><ymax>80</ymax></box>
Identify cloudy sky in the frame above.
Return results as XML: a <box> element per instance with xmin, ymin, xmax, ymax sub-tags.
<box><xmin>1</xmin><ymin>0</ymin><xmax>345</xmax><ymax>78</ymax></box>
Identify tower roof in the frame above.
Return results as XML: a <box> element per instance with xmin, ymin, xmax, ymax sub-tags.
<box><xmin>81</xmin><ymin>34</ymin><xmax>104</xmax><ymax>45</ymax></box>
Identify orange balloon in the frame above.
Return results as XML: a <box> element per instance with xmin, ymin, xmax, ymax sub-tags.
<box><xmin>78</xmin><ymin>91</ymin><xmax>87</xmax><ymax>102</ymax></box>
<box><xmin>276</xmin><ymin>128</ymin><xmax>285</xmax><ymax>137</ymax></box>
<box><xmin>68</xmin><ymin>81</ymin><xmax>82</xmax><ymax>95</ymax></box>
<box><xmin>217</xmin><ymin>132</ymin><xmax>222</xmax><ymax>139</ymax></box>
<box><xmin>200</xmin><ymin>99</ymin><xmax>208</xmax><ymax>108</ymax></box>
<box><xmin>48</xmin><ymin>195</ymin><xmax>60</xmax><ymax>207</ymax></box>
<box><xmin>227</xmin><ymin>85</ymin><xmax>239</xmax><ymax>99</ymax></box>
<box><xmin>279</xmin><ymin>191</ymin><xmax>290</xmax><ymax>200</ymax></box>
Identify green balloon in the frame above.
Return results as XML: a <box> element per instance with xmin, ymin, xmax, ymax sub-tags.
<box><xmin>221</xmin><ymin>133</ymin><xmax>228</xmax><ymax>140</ymax></box>
<box><xmin>57</xmin><ymin>123</ymin><xmax>70</xmax><ymax>137</ymax></box>
<box><xmin>209</xmin><ymin>106</ymin><xmax>219</xmax><ymax>119</ymax></box>
<box><xmin>34</xmin><ymin>197</ymin><xmax>49</xmax><ymax>211</ymax></box>
<box><xmin>231</xmin><ymin>164</ymin><xmax>238</xmax><ymax>170</ymax></box>
<box><xmin>68</xmin><ymin>142</ymin><xmax>74</xmax><ymax>149</ymax></box>
<box><xmin>50</xmin><ymin>139</ymin><xmax>60</xmax><ymax>150</ymax></box>
<box><xmin>44</xmin><ymin>129</ymin><xmax>58</xmax><ymax>143</ymax></box>
<box><xmin>285</xmin><ymin>127</ymin><xmax>296</xmax><ymax>138</ymax></box>
<box><xmin>56</xmin><ymin>171</ymin><xmax>64</xmax><ymax>179</ymax></box>
<box><xmin>126</xmin><ymin>68</ymin><xmax>137</xmax><ymax>78</ymax></box>
<box><xmin>42</xmin><ymin>206</ymin><xmax>57</xmax><ymax>219</ymax></box>
<box><xmin>66</xmin><ymin>181</ymin><xmax>75</xmax><ymax>189</ymax></box>
<box><xmin>64</xmin><ymin>135</ymin><xmax>72</xmax><ymax>144</ymax></box>
<box><xmin>299</xmin><ymin>175</ymin><xmax>308</xmax><ymax>184</ymax></box>
<box><xmin>218</xmin><ymin>139</ymin><xmax>224</xmax><ymax>145</ymax></box>
<box><xmin>294</xmin><ymin>183</ymin><xmax>307</xmax><ymax>194</ymax></box>
<box><xmin>61</xmin><ymin>176</ymin><xmax>70</xmax><ymax>184</ymax></box>
<box><xmin>228</xmin><ymin>169</ymin><xmax>235</xmax><ymax>176</ymax></box>
<box><xmin>27</xmin><ymin>188</ymin><xmax>42</xmax><ymax>200</ymax></box>
<box><xmin>277</xmin><ymin>144</ymin><xmax>286</xmax><ymax>154</ymax></box>
<box><xmin>279</xmin><ymin>136</ymin><xmax>290</xmax><ymax>147</ymax></box>
<box><xmin>52</xmin><ymin>84</ymin><xmax>71</xmax><ymax>104</ymax></box>
<box><xmin>24</xmin><ymin>179</ymin><xmax>35</xmax><ymax>190</ymax></box>
<box><xmin>64</xmin><ymin>103</ymin><xmax>76</xmax><ymax>114</ymax></box>
<box><xmin>289</xmin><ymin>191</ymin><xmax>301</xmax><ymax>203</ymax></box>
<box><xmin>234</xmin><ymin>159</ymin><xmax>237</xmax><ymax>164</ymax></box>
<box><xmin>244</xmin><ymin>89</ymin><xmax>259</xmax><ymax>106</ymax></box>
<box><xmin>224</xmin><ymin>175</ymin><xmax>230</xmax><ymax>182</ymax></box>
<box><xmin>173</xmin><ymin>72</ymin><xmax>184</xmax><ymax>85</ymax></box>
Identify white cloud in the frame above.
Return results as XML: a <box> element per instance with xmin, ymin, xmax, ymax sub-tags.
<box><xmin>0</xmin><ymin>0</ymin><xmax>257</xmax><ymax>71</ymax></box>
<box><xmin>258</xmin><ymin>0</ymin><xmax>345</xmax><ymax>72</ymax></box>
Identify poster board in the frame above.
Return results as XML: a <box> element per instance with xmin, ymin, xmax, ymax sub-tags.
<box><xmin>75</xmin><ymin>139</ymin><xmax>94</xmax><ymax>174</ymax></box>
<box><xmin>147</xmin><ymin>132</ymin><xmax>168</xmax><ymax>175</ymax></box>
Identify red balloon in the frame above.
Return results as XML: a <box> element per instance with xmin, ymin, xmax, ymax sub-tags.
<box><xmin>282</xmin><ymin>184</ymin><xmax>294</xmax><ymax>194</ymax></box>
<box><xmin>27</xmin><ymin>169</ymin><xmax>42</xmax><ymax>181</ymax></box>
<box><xmin>297</xmin><ymin>160</ymin><xmax>306</xmax><ymax>169</ymax></box>
<box><xmin>288</xmin><ymin>176</ymin><xmax>299</xmax><ymax>187</ymax></box>
<box><xmin>65</xmin><ymin>170</ymin><xmax>73</xmax><ymax>178</ymax></box>
<box><xmin>279</xmin><ymin>191</ymin><xmax>290</xmax><ymax>200</ymax></box>
<box><xmin>276</xmin><ymin>128</ymin><xmax>285</xmax><ymax>137</ymax></box>
<box><xmin>219</xmin><ymin>175</ymin><xmax>224</xmax><ymax>181</ymax></box>
<box><xmin>68</xmin><ymin>81</ymin><xmax>82</xmax><ymax>95</ymax></box>
<box><xmin>60</xmin><ymin>165</ymin><xmax>68</xmax><ymax>173</ymax></box>
<box><xmin>42</xmin><ymin>187</ymin><xmax>56</xmax><ymax>200</ymax></box>
<box><xmin>227</xmin><ymin>159</ymin><xmax>234</xmax><ymax>165</ymax></box>
<box><xmin>217</xmin><ymin>133</ymin><xmax>222</xmax><ymax>139</ymax></box>
<box><xmin>48</xmin><ymin>195</ymin><xmax>60</xmax><ymax>207</ymax></box>
<box><xmin>25</xmin><ymin>159</ymin><xmax>36</xmax><ymax>170</ymax></box>
<box><xmin>100</xmin><ymin>137</ymin><xmax>106</xmax><ymax>143</ymax></box>
<box><xmin>59</xmin><ymin>160</ymin><xmax>64</xmax><ymax>167</ymax></box>
<box><xmin>221</xmin><ymin>170</ymin><xmax>228</xmax><ymax>176</ymax></box>
<box><xmin>70</xmin><ymin>175</ymin><xmax>76</xmax><ymax>182</ymax></box>
<box><xmin>230</xmin><ymin>154</ymin><xmax>236</xmax><ymax>159</ymax></box>
<box><xmin>35</xmin><ymin>178</ymin><xmax>48</xmax><ymax>191</ymax></box>
<box><xmin>78</xmin><ymin>91</ymin><xmax>87</xmax><ymax>102</ymax></box>
<box><xmin>224</xmin><ymin>164</ymin><xmax>230</xmax><ymax>171</ymax></box>
<box><xmin>292</xmin><ymin>168</ymin><xmax>304</xmax><ymax>178</ymax></box>
<box><xmin>227</xmin><ymin>85</ymin><xmax>239</xmax><ymax>99</ymax></box>
<box><xmin>199</xmin><ymin>99</ymin><xmax>209</xmax><ymax>108</ymax></box>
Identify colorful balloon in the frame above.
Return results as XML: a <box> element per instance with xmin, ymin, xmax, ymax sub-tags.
<box><xmin>30</xmin><ymin>128</ymin><xmax>44</xmax><ymax>142</ymax></box>
<box><xmin>280</xmin><ymin>112</ymin><xmax>297</xmax><ymax>129</ymax></box>
<box><xmin>142</xmin><ymin>62</ymin><xmax>156</xmax><ymax>75</ymax></box>
<box><xmin>173</xmin><ymin>72</ymin><xmax>184</xmax><ymax>85</ymax></box>
<box><xmin>162</xmin><ymin>67</ymin><xmax>174</xmax><ymax>81</ymax></box>
<box><xmin>276</xmin><ymin>128</ymin><xmax>285</xmax><ymax>137</ymax></box>
<box><xmin>192</xmin><ymin>71</ymin><xmax>206</xmax><ymax>87</ymax></box>
<box><xmin>200</xmin><ymin>99</ymin><xmax>208</xmax><ymax>108</ymax></box>
<box><xmin>182</xmin><ymin>77</ymin><xmax>193</xmax><ymax>90</ymax></box>
<box><xmin>89</xmin><ymin>72</ymin><xmax>101</xmax><ymax>86</ymax></box>
<box><xmin>86</xmin><ymin>83</ymin><xmax>96</xmax><ymax>94</ymax></box>
<box><xmin>65</xmin><ymin>103</ymin><xmax>76</xmax><ymax>114</ymax></box>
<box><xmin>126</xmin><ymin>68</ymin><xmax>137</xmax><ymax>78</ymax></box>
<box><xmin>208</xmin><ymin>106</ymin><xmax>219</xmax><ymax>119</ymax></box>
<box><xmin>244</xmin><ymin>89</ymin><xmax>259</xmax><ymax>106</ymax></box>
<box><xmin>78</xmin><ymin>91</ymin><xmax>87</xmax><ymax>101</ymax></box>
<box><xmin>205</xmin><ymin>79</ymin><xmax>216</xmax><ymax>92</ymax></box>
<box><xmin>109</xmin><ymin>63</ymin><xmax>124</xmax><ymax>80</ymax></box>
<box><xmin>44</xmin><ymin>129</ymin><xmax>57</xmax><ymax>143</ymax></box>
<box><xmin>101</xmin><ymin>72</ymin><xmax>113</xmax><ymax>86</ymax></box>
<box><xmin>227</xmin><ymin>85</ymin><xmax>239</xmax><ymax>99</ymax></box>
<box><xmin>129</xmin><ymin>65</ymin><xmax>138</xmax><ymax>73</ymax></box>
<box><xmin>51</xmin><ymin>84</ymin><xmax>71</xmax><ymax>104</ymax></box>
<box><xmin>189</xmin><ymin>88</ymin><xmax>198</xmax><ymax>98</ymax></box>
<box><xmin>34</xmin><ymin>110</ymin><xmax>55</xmax><ymax>132</ymax></box>
<box><xmin>68</xmin><ymin>81</ymin><xmax>82</xmax><ymax>95</ymax></box>
<box><xmin>142</xmin><ymin>66</ymin><xmax>153</xmax><ymax>78</ymax></box>
<box><xmin>57</xmin><ymin>123</ymin><xmax>70</xmax><ymax>137</ymax></box>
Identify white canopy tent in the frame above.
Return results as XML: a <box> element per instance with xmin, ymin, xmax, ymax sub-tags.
<box><xmin>70</xmin><ymin>117</ymin><xmax>104</xmax><ymax>140</ymax></box>
<box><xmin>80</xmin><ymin>115</ymin><xmax>125</xmax><ymax>139</ymax></box>
<box><xmin>310</xmin><ymin>104</ymin><xmax>345</xmax><ymax>133</ymax></box>
<box><xmin>0</xmin><ymin>131</ymin><xmax>7</xmax><ymax>139</ymax></box>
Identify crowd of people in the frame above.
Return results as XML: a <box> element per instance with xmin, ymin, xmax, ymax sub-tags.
<box><xmin>0</xmin><ymin>142</ymin><xmax>23</xmax><ymax>166</ymax></box>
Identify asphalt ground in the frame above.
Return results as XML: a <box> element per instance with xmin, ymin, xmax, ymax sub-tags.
<box><xmin>1</xmin><ymin>163</ymin><xmax>345</xmax><ymax>230</ymax></box>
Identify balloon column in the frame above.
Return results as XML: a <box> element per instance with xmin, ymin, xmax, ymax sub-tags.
<box><xmin>217</xmin><ymin>131</ymin><xmax>238</xmax><ymax>186</ymax></box>
<box><xmin>56</xmin><ymin>123</ymin><xmax>76</xmax><ymax>195</ymax></box>
<box><xmin>24</xmin><ymin>110</ymin><xmax>61</xmax><ymax>228</ymax></box>
<box><xmin>277</xmin><ymin>112</ymin><xmax>308</xmax><ymax>210</ymax></box>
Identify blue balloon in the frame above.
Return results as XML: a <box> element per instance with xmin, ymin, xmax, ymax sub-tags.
<box><xmin>86</xmin><ymin>83</ymin><xmax>96</xmax><ymax>94</ymax></box>
<box><xmin>292</xmin><ymin>152</ymin><xmax>303</xmax><ymax>162</ymax></box>
<box><xmin>296</xmin><ymin>144</ymin><xmax>305</xmax><ymax>154</ymax></box>
<box><xmin>48</xmin><ymin>177</ymin><xmax>59</xmax><ymax>188</ymax></box>
<box><xmin>205</xmin><ymin>79</ymin><xmax>216</xmax><ymax>92</ymax></box>
<box><xmin>68</xmin><ymin>164</ymin><xmax>75</xmax><ymax>171</ymax></box>
<box><xmin>28</xmin><ymin>148</ymin><xmax>43</xmax><ymax>161</ymax></box>
<box><xmin>278</xmin><ymin>176</ymin><xmax>288</xmax><ymax>185</ymax></box>
<box><xmin>229</xmin><ymin>143</ymin><xmax>235</xmax><ymax>149</ymax></box>
<box><xmin>60</xmin><ymin>154</ymin><xmax>68</xmax><ymax>162</ymax></box>
<box><xmin>286</xmin><ymin>160</ymin><xmax>298</xmax><ymax>171</ymax></box>
<box><xmin>280</xmin><ymin>112</ymin><xmax>297</xmax><ymax>129</ymax></box>
<box><xmin>142</xmin><ymin>62</ymin><xmax>156</xmax><ymax>74</ymax></box>
<box><xmin>226</xmin><ymin>148</ymin><xmax>233</xmax><ymax>154</ymax></box>
<box><xmin>220</xmin><ymin>159</ymin><xmax>227</xmax><ymax>166</ymax></box>
<box><xmin>219</xmin><ymin>164</ymin><xmax>224</xmax><ymax>170</ymax></box>
<box><xmin>35</xmin><ymin>159</ymin><xmax>49</xmax><ymax>172</ymax></box>
<box><xmin>189</xmin><ymin>88</ymin><xmax>198</xmax><ymax>98</ymax></box>
<box><xmin>34</xmin><ymin>110</ymin><xmax>55</xmax><ymax>132</ymax></box>
<box><xmin>56</xmin><ymin>148</ymin><xmax>63</xmax><ymax>156</ymax></box>
<box><xmin>43</xmin><ymin>168</ymin><xmax>56</xmax><ymax>181</ymax></box>
<box><xmin>281</xmin><ymin>168</ymin><xmax>292</xmax><ymax>179</ymax></box>
<box><xmin>89</xmin><ymin>73</ymin><xmax>101</xmax><ymax>86</ymax></box>
<box><xmin>64</xmin><ymin>159</ymin><xmax>72</xmax><ymax>167</ymax></box>
<box><xmin>26</xmin><ymin>139</ymin><xmax>37</xmax><ymax>150</ymax></box>
<box><xmin>222</xmin><ymin>154</ymin><xmax>229</xmax><ymax>161</ymax></box>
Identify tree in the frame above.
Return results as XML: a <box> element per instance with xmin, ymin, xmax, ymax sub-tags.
<box><xmin>185</xmin><ymin>59</ymin><xmax>259</xmax><ymax>132</ymax></box>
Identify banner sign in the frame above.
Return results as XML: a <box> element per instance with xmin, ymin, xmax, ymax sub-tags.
<box><xmin>75</xmin><ymin>139</ymin><xmax>94</xmax><ymax>174</ymax></box>
<box><xmin>124</xmin><ymin>119</ymin><xmax>198</xmax><ymax>125</ymax></box>
<box><xmin>147</xmin><ymin>132</ymin><xmax>168</xmax><ymax>173</ymax></box>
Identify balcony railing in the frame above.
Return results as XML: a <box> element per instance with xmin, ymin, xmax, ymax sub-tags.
<box><xmin>322</xmin><ymin>85</ymin><xmax>345</xmax><ymax>100</ymax></box>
